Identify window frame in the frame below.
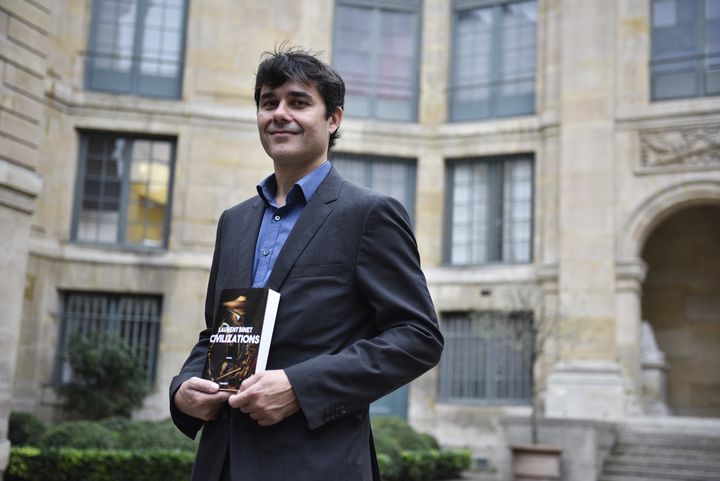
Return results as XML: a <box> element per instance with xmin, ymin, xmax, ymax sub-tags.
<box><xmin>84</xmin><ymin>0</ymin><xmax>190</xmax><ymax>99</ymax></box>
<box><xmin>439</xmin><ymin>310</ymin><xmax>534</xmax><ymax>404</ymax></box>
<box><xmin>443</xmin><ymin>154</ymin><xmax>535</xmax><ymax>266</ymax></box>
<box><xmin>71</xmin><ymin>131</ymin><xmax>177</xmax><ymax>250</ymax></box>
<box><xmin>332</xmin><ymin>0</ymin><xmax>423</xmax><ymax>122</ymax></box>
<box><xmin>449</xmin><ymin>0</ymin><xmax>538</xmax><ymax>121</ymax></box>
<box><xmin>53</xmin><ymin>291</ymin><xmax>163</xmax><ymax>385</ymax></box>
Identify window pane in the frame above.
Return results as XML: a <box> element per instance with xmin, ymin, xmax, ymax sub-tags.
<box><xmin>74</xmin><ymin>134</ymin><xmax>173</xmax><ymax>248</ymax></box>
<box><xmin>125</xmin><ymin>139</ymin><xmax>170</xmax><ymax>246</ymax></box>
<box><xmin>451</xmin><ymin>1</ymin><xmax>537</xmax><ymax>120</ymax></box>
<box><xmin>448</xmin><ymin>156</ymin><xmax>534</xmax><ymax>265</ymax></box>
<box><xmin>651</xmin><ymin>0</ymin><xmax>718</xmax><ymax>99</ymax></box>
<box><xmin>87</xmin><ymin>0</ymin><xmax>187</xmax><ymax>98</ymax></box>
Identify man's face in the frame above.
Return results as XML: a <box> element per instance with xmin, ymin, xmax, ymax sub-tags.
<box><xmin>257</xmin><ymin>80</ymin><xmax>342</xmax><ymax>170</ymax></box>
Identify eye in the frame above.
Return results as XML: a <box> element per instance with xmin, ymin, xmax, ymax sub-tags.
<box><xmin>261</xmin><ymin>99</ymin><xmax>278</xmax><ymax>109</ymax></box>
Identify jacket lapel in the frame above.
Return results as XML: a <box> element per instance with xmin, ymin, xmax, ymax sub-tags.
<box><xmin>266</xmin><ymin>168</ymin><xmax>343</xmax><ymax>291</ymax></box>
<box><xmin>236</xmin><ymin>196</ymin><xmax>265</xmax><ymax>287</ymax></box>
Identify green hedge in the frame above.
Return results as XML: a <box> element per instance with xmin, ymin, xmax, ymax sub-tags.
<box><xmin>6</xmin><ymin>447</ymin><xmax>194</xmax><ymax>481</ymax></box>
<box><xmin>6</xmin><ymin>446</ymin><xmax>471</xmax><ymax>481</ymax></box>
<box><xmin>6</xmin><ymin>414</ymin><xmax>470</xmax><ymax>481</ymax></box>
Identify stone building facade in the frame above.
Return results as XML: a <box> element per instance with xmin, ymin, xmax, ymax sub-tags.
<box><xmin>2</xmin><ymin>0</ymin><xmax>719</xmax><ymax>475</ymax></box>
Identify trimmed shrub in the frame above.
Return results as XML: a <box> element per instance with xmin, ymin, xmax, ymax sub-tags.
<box><xmin>371</xmin><ymin>417</ymin><xmax>470</xmax><ymax>480</ymax></box>
<box><xmin>6</xmin><ymin>446</ymin><xmax>194</xmax><ymax>481</ymax></box>
<box><xmin>38</xmin><ymin>421</ymin><xmax>118</xmax><ymax>450</ymax></box>
<box><xmin>434</xmin><ymin>449</ymin><xmax>473</xmax><ymax>480</ymax></box>
<box><xmin>372</xmin><ymin>417</ymin><xmax>440</xmax><ymax>452</ymax></box>
<box><xmin>56</xmin><ymin>334</ymin><xmax>149</xmax><ymax>420</ymax></box>
<box><xmin>110</xmin><ymin>418</ymin><xmax>198</xmax><ymax>451</ymax></box>
<box><xmin>8</xmin><ymin>412</ymin><xmax>46</xmax><ymax>446</ymax></box>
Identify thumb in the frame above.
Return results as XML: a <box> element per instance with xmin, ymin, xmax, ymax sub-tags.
<box><xmin>188</xmin><ymin>376</ymin><xmax>222</xmax><ymax>393</ymax></box>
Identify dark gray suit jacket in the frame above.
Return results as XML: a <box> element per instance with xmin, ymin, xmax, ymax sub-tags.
<box><xmin>170</xmin><ymin>167</ymin><xmax>443</xmax><ymax>481</ymax></box>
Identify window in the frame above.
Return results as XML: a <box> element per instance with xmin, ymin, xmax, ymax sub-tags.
<box><xmin>450</xmin><ymin>0</ymin><xmax>537</xmax><ymax>121</ymax></box>
<box><xmin>440</xmin><ymin>311</ymin><xmax>533</xmax><ymax>403</ymax></box>
<box><xmin>445</xmin><ymin>154</ymin><xmax>533</xmax><ymax>265</ymax></box>
<box><xmin>651</xmin><ymin>0</ymin><xmax>720</xmax><ymax>100</ymax></box>
<box><xmin>332</xmin><ymin>0</ymin><xmax>421</xmax><ymax>121</ymax></box>
<box><xmin>72</xmin><ymin>133</ymin><xmax>175</xmax><ymax>248</ymax></box>
<box><xmin>85</xmin><ymin>0</ymin><xmax>188</xmax><ymax>98</ymax></box>
<box><xmin>331</xmin><ymin>153</ymin><xmax>417</xmax><ymax>221</ymax></box>
<box><xmin>55</xmin><ymin>292</ymin><xmax>162</xmax><ymax>383</ymax></box>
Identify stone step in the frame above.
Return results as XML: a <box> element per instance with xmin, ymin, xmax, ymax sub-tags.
<box><xmin>613</xmin><ymin>444</ymin><xmax>720</xmax><ymax>458</ymax></box>
<box><xmin>606</xmin><ymin>457</ymin><xmax>720</xmax><ymax>473</ymax></box>
<box><xmin>602</xmin><ymin>464</ymin><xmax>720</xmax><ymax>481</ymax></box>
<box><xmin>608</xmin><ymin>452</ymin><xmax>720</xmax><ymax>467</ymax></box>
<box><xmin>617</xmin><ymin>433</ymin><xmax>720</xmax><ymax>448</ymax></box>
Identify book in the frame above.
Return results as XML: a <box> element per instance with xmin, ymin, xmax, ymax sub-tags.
<box><xmin>204</xmin><ymin>288</ymin><xmax>280</xmax><ymax>391</ymax></box>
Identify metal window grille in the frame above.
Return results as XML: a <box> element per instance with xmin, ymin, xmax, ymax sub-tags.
<box><xmin>333</xmin><ymin>0</ymin><xmax>421</xmax><ymax>121</ymax></box>
<box><xmin>440</xmin><ymin>311</ymin><xmax>533</xmax><ymax>403</ymax></box>
<box><xmin>450</xmin><ymin>0</ymin><xmax>537</xmax><ymax>121</ymax></box>
<box><xmin>55</xmin><ymin>292</ymin><xmax>162</xmax><ymax>384</ymax></box>
<box><xmin>650</xmin><ymin>0</ymin><xmax>720</xmax><ymax>100</ymax></box>
<box><xmin>72</xmin><ymin>133</ymin><xmax>175</xmax><ymax>248</ymax></box>
<box><xmin>331</xmin><ymin>153</ymin><xmax>417</xmax><ymax>222</ymax></box>
<box><xmin>445</xmin><ymin>154</ymin><xmax>533</xmax><ymax>265</ymax></box>
<box><xmin>85</xmin><ymin>0</ymin><xmax>188</xmax><ymax>98</ymax></box>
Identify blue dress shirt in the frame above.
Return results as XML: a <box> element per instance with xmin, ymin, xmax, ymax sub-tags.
<box><xmin>251</xmin><ymin>161</ymin><xmax>331</xmax><ymax>288</ymax></box>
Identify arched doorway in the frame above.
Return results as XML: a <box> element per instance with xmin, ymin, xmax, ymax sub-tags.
<box><xmin>641</xmin><ymin>205</ymin><xmax>720</xmax><ymax>417</ymax></box>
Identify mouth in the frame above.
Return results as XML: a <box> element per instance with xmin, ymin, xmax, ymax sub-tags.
<box><xmin>267</xmin><ymin>127</ymin><xmax>301</xmax><ymax>136</ymax></box>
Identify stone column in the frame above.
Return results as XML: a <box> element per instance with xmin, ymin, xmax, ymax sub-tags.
<box><xmin>0</xmin><ymin>1</ymin><xmax>49</xmax><ymax>475</ymax></box>
<box><xmin>615</xmin><ymin>258</ymin><xmax>647</xmax><ymax>412</ymax></box>
<box><xmin>546</xmin><ymin>0</ymin><xmax>631</xmax><ymax>420</ymax></box>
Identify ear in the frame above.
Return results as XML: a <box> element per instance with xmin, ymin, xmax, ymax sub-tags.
<box><xmin>328</xmin><ymin>106</ymin><xmax>343</xmax><ymax>134</ymax></box>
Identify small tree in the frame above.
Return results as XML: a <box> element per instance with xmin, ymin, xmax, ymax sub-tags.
<box><xmin>506</xmin><ymin>289</ymin><xmax>558</xmax><ymax>445</ymax></box>
<box><xmin>56</xmin><ymin>334</ymin><xmax>150</xmax><ymax>419</ymax></box>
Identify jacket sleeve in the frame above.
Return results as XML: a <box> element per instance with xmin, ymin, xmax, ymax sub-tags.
<box><xmin>284</xmin><ymin>196</ymin><xmax>444</xmax><ymax>430</ymax></box>
<box><xmin>169</xmin><ymin>211</ymin><xmax>225</xmax><ymax>439</ymax></box>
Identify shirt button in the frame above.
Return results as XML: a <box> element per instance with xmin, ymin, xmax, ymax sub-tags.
<box><xmin>262</xmin><ymin>249</ymin><xmax>270</xmax><ymax>256</ymax></box>
<box><xmin>274</xmin><ymin>215</ymin><xmax>281</xmax><ymax>221</ymax></box>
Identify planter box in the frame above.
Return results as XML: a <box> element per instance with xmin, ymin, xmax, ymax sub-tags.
<box><xmin>511</xmin><ymin>443</ymin><xmax>562</xmax><ymax>481</ymax></box>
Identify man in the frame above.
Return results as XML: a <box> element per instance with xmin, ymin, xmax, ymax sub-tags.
<box><xmin>170</xmin><ymin>47</ymin><xmax>443</xmax><ymax>481</ymax></box>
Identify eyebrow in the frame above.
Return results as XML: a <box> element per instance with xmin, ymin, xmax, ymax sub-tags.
<box><xmin>259</xmin><ymin>90</ymin><xmax>314</xmax><ymax>101</ymax></box>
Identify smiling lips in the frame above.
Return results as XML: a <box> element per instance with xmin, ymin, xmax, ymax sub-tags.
<box><xmin>267</xmin><ymin>125</ymin><xmax>301</xmax><ymax>135</ymax></box>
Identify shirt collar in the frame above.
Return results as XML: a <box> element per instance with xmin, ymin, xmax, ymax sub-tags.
<box><xmin>257</xmin><ymin>161</ymin><xmax>331</xmax><ymax>208</ymax></box>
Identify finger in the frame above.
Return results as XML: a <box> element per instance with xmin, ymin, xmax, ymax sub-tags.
<box><xmin>238</xmin><ymin>374</ymin><xmax>260</xmax><ymax>392</ymax></box>
<box><xmin>227</xmin><ymin>390</ymin><xmax>249</xmax><ymax>409</ymax></box>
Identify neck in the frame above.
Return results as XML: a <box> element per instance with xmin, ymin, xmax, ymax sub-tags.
<box><xmin>273</xmin><ymin>157</ymin><xmax>326</xmax><ymax>207</ymax></box>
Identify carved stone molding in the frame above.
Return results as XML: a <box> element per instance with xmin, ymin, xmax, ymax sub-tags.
<box><xmin>639</xmin><ymin>125</ymin><xmax>720</xmax><ymax>168</ymax></box>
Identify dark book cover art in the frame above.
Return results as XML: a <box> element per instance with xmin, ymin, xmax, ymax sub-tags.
<box><xmin>204</xmin><ymin>288</ymin><xmax>280</xmax><ymax>391</ymax></box>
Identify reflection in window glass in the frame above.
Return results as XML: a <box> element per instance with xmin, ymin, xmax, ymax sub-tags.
<box><xmin>333</xmin><ymin>0</ymin><xmax>420</xmax><ymax>121</ymax></box>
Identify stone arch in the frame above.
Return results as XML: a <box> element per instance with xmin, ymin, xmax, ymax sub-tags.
<box><xmin>618</xmin><ymin>179</ymin><xmax>720</xmax><ymax>261</ymax></box>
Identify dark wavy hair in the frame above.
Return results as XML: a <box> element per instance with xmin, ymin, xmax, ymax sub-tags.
<box><xmin>254</xmin><ymin>46</ymin><xmax>345</xmax><ymax>149</ymax></box>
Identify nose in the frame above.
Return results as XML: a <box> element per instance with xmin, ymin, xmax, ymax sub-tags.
<box><xmin>272</xmin><ymin>100</ymin><xmax>291</xmax><ymax>123</ymax></box>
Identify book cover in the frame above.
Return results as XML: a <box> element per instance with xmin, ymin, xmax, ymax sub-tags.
<box><xmin>204</xmin><ymin>288</ymin><xmax>280</xmax><ymax>391</ymax></box>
